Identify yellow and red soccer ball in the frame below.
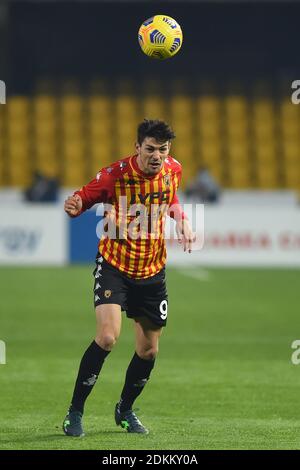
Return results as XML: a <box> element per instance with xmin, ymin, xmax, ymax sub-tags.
<box><xmin>138</xmin><ymin>15</ymin><xmax>183</xmax><ymax>60</ymax></box>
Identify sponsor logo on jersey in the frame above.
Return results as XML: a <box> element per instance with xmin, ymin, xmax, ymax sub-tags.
<box><xmin>129</xmin><ymin>190</ymin><xmax>170</xmax><ymax>204</ymax></box>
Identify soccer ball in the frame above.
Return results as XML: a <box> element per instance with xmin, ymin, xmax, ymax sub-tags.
<box><xmin>138</xmin><ymin>15</ymin><xmax>183</xmax><ymax>60</ymax></box>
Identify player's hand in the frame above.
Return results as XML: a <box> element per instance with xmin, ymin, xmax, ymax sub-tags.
<box><xmin>64</xmin><ymin>194</ymin><xmax>83</xmax><ymax>217</ymax></box>
<box><xmin>175</xmin><ymin>218</ymin><xmax>196</xmax><ymax>253</ymax></box>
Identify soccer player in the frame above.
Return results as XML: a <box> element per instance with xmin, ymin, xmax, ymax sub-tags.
<box><xmin>63</xmin><ymin>119</ymin><xmax>194</xmax><ymax>436</ymax></box>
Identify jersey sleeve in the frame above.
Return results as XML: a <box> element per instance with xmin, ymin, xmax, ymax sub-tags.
<box><xmin>169</xmin><ymin>193</ymin><xmax>187</xmax><ymax>220</ymax></box>
<box><xmin>168</xmin><ymin>161</ymin><xmax>187</xmax><ymax>221</ymax></box>
<box><xmin>74</xmin><ymin>170</ymin><xmax>115</xmax><ymax>214</ymax></box>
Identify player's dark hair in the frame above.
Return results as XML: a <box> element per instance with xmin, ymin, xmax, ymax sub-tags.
<box><xmin>137</xmin><ymin>119</ymin><xmax>175</xmax><ymax>145</ymax></box>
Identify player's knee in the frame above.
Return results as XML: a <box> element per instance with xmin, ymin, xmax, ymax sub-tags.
<box><xmin>138</xmin><ymin>347</ymin><xmax>158</xmax><ymax>361</ymax></box>
<box><xmin>95</xmin><ymin>333</ymin><xmax>118</xmax><ymax>351</ymax></box>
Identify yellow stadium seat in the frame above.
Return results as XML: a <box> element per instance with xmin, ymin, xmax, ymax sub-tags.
<box><xmin>61</xmin><ymin>96</ymin><xmax>83</xmax><ymax>124</ymax></box>
<box><xmin>115</xmin><ymin>95</ymin><xmax>138</xmax><ymax>119</ymax></box>
<box><xmin>142</xmin><ymin>96</ymin><xmax>167</xmax><ymax>121</ymax></box>
<box><xmin>35</xmin><ymin>161</ymin><xmax>60</xmax><ymax>179</ymax></box>
<box><xmin>229</xmin><ymin>164</ymin><xmax>252</xmax><ymax>188</ymax></box>
<box><xmin>33</xmin><ymin>96</ymin><xmax>57</xmax><ymax>118</ymax></box>
<box><xmin>172</xmin><ymin>143</ymin><xmax>195</xmax><ymax>160</ymax></box>
<box><xmin>0</xmin><ymin>104</ymin><xmax>6</xmax><ymax>123</ymax></box>
<box><xmin>224</xmin><ymin>96</ymin><xmax>248</xmax><ymax>119</ymax></box>
<box><xmin>282</xmin><ymin>141</ymin><xmax>300</xmax><ymax>163</ymax></box>
<box><xmin>197</xmin><ymin>122</ymin><xmax>220</xmax><ymax>140</ymax></box>
<box><xmin>8</xmin><ymin>162</ymin><xmax>31</xmax><ymax>187</ymax></box>
<box><xmin>284</xmin><ymin>165</ymin><xmax>300</xmax><ymax>189</ymax></box>
<box><xmin>253</xmin><ymin>98</ymin><xmax>274</xmax><ymax>115</ymax></box>
<box><xmin>255</xmin><ymin>144</ymin><xmax>277</xmax><ymax>162</ymax></box>
<box><xmin>115</xmin><ymin>129</ymin><xmax>136</xmax><ymax>149</ymax></box>
<box><xmin>62</xmin><ymin>123</ymin><xmax>83</xmax><ymax>140</ymax></box>
<box><xmin>256</xmin><ymin>165</ymin><xmax>278</xmax><ymax>188</ymax></box>
<box><xmin>7</xmin><ymin>120</ymin><xmax>29</xmax><ymax>138</ymax></box>
<box><xmin>180</xmin><ymin>166</ymin><xmax>197</xmax><ymax>189</ymax></box>
<box><xmin>227</xmin><ymin>143</ymin><xmax>249</xmax><ymax>163</ymax></box>
<box><xmin>34</xmin><ymin>120</ymin><xmax>56</xmax><ymax>136</ymax></box>
<box><xmin>226</xmin><ymin>120</ymin><xmax>248</xmax><ymax>140</ymax></box>
<box><xmin>35</xmin><ymin>143</ymin><xmax>58</xmax><ymax>175</ymax></box>
<box><xmin>170</xmin><ymin>95</ymin><xmax>193</xmax><ymax>120</ymax></box>
<box><xmin>63</xmin><ymin>153</ymin><xmax>85</xmax><ymax>166</ymax></box>
<box><xmin>196</xmin><ymin>96</ymin><xmax>220</xmax><ymax>116</ymax></box>
<box><xmin>90</xmin><ymin>158</ymin><xmax>113</xmax><ymax>173</ymax></box>
<box><xmin>253</xmin><ymin>122</ymin><xmax>275</xmax><ymax>141</ymax></box>
<box><xmin>8</xmin><ymin>141</ymin><xmax>30</xmax><ymax>160</ymax></box>
<box><xmin>171</xmin><ymin>119</ymin><xmax>193</xmax><ymax>131</ymax></box>
<box><xmin>63</xmin><ymin>165</ymin><xmax>87</xmax><ymax>187</ymax></box>
<box><xmin>90</xmin><ymin>142</ymin><xmax>113</xmax><ymax>164</ymax></box>
<box><xmin>88</xmin><ymin>96</ymin><xmax>112</xmax><ymax>119</ymax></box>
<box><xmin>281</xmin><ymin>122</ymin><xmax>300</xmax><ymax>139</ymax></box>
<box><xmin>7</xmin><ymin>97</ymin><xmax>30</xmax><ymax>118</ymax></box>
<box><xmin>35</xmin><ymin>141</ymin><xmax>56</xmax><ymax>155</ymax></box>
<box><xmin>116</xmin><ymin>141</ymin><xmax>135</xmax><ymax>157</ymax></box>
<box><xmin>173</xmin><ymin>132</ymin><xmax>194</xmax><ymax>146</ymax></box>
<box><xmin>0</xmin><ymin>140</ymin><xmax>5</xmax><ymax>185</ymax></box>
<box><xmin>117</xmin><ymin>121</ymin><xmax>136</xmax><ymax>138</ymax></box>
<box><xmin>90</xmin><ymin>141</ymin><xmax>112</xmax><ymax>155</ymax></box>
<box><xmin>199</xmin><ymin>142</ymin><xmax>222</xmax><ymax>163</ymax></box>
<box><xmin>212</xmin><ymin>167</ymin><xmax>224</xmax><ymax>185</ymax></box>
<box><xmin>63</xmin><ymin>141</ymin><xmax>85</xmax><ymax>162</ymax></box>
<box><xmin>89</xmin><ymin>120</ymin><xmax>111</xmax><ymax>138</ymax></box>
<box><xmin>5</xmin><ymin>89</ymin><xmax>300</xmax><ymax>191</ymax></box>
<box><xmin>280</xmin><ymin>99</ymin><xmax>300</xmax><ymax>120</ymax></box>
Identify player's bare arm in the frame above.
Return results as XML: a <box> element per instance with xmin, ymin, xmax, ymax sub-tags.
<box><xmin>176</xmin><ymin>218</ymin><xmax>196</xmax><ymax>253</ymax></box>
<box><xmin>64</xmin><ymin>194</ymin><xmax>83</xmax><ymax>217</ymax></box>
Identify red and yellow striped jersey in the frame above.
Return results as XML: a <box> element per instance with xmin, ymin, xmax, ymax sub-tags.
<box><xmin>74</xmin><ymin>154</ymin><xmax>184</xmax><ymax>279</ymax></box>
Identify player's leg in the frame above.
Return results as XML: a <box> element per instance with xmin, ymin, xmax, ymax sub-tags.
<box><xmin>70</xmin><ymin>304</ymin><xmax>122</xmax><ymax>413</ymax></box>
<box><xmin>121</xmin><ymin>316</ymin><xmax>162</xmax><ymax>408</ymax></box>
<box><xmin>115</xmin><ymin>317</ymin><xmax>162</xmax><ymax>434</ymax></box>
<box><xmin>63</xmin><ymin>256</ymin><xmax>125</xmax><ymax>437</ymax></box>
<box><xmin>115</xmin><ymin>268</ymin><xmax>167</xmax><ymax>433</ymax></box>
<box><xmin>63</xmin><ymin>304</ymin><xmax>121</xmax><ymax>437</ymax></box>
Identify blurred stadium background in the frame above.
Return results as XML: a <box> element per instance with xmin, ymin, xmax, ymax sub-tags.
<box><xmin>1</xmin><ymin>0</ymin><xmax>300</xmax><ymax>450</ymax></box>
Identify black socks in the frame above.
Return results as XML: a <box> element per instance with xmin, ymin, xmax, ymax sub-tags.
<box><xmin>69</xmin><ymin>345</ymin><xmax>155</xmax><ymax>415</ymax></box>
<box><xmin>118</xmin><ymin>352</ymin><xmax>155</xmax><ymax>412</ymax></box>
<box><xmin>70</xmin><ymin>341</ymin><xmax>110</xmax><ymax>414</ymax></box>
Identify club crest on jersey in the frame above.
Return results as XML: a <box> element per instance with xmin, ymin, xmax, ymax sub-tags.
<box><xmin>164</xmin><ymin>174</ymin><xmax>171</xmax><ymax>186</ymax></box>
<box><xmin>104</xmin><ymin>290</ymin><xmax>112</xmax><ymax>298</ymax></box>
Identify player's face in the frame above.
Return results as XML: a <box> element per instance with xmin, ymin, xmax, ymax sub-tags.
<box><xmin>136</xmin><ymin>137</ymin><xmax>170</xmax><ymax>175</ymax></box>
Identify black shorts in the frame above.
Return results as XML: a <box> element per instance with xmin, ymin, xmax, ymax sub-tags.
<box><xmin>93</xmin><ymin>255</ymin><xmax>168</xmax><ymax>327</ymax></box>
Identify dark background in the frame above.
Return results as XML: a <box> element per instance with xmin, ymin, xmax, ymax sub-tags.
<box><xmin>2</xmin><ymin>1</ymin><xmax>300</xmax><ymax>94</ymax></box>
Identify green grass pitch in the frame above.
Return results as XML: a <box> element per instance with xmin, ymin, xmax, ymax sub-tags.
<box><xmin>1</xmin><ymin>266</ymin><xmax>300</xmax><ymax>450</ymax></box>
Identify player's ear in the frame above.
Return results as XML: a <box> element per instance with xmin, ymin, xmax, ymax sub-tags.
<box><xmin>135</xmin><ymin>142</ymin><xmax>140</xmax><ymax>153</ymax></box>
